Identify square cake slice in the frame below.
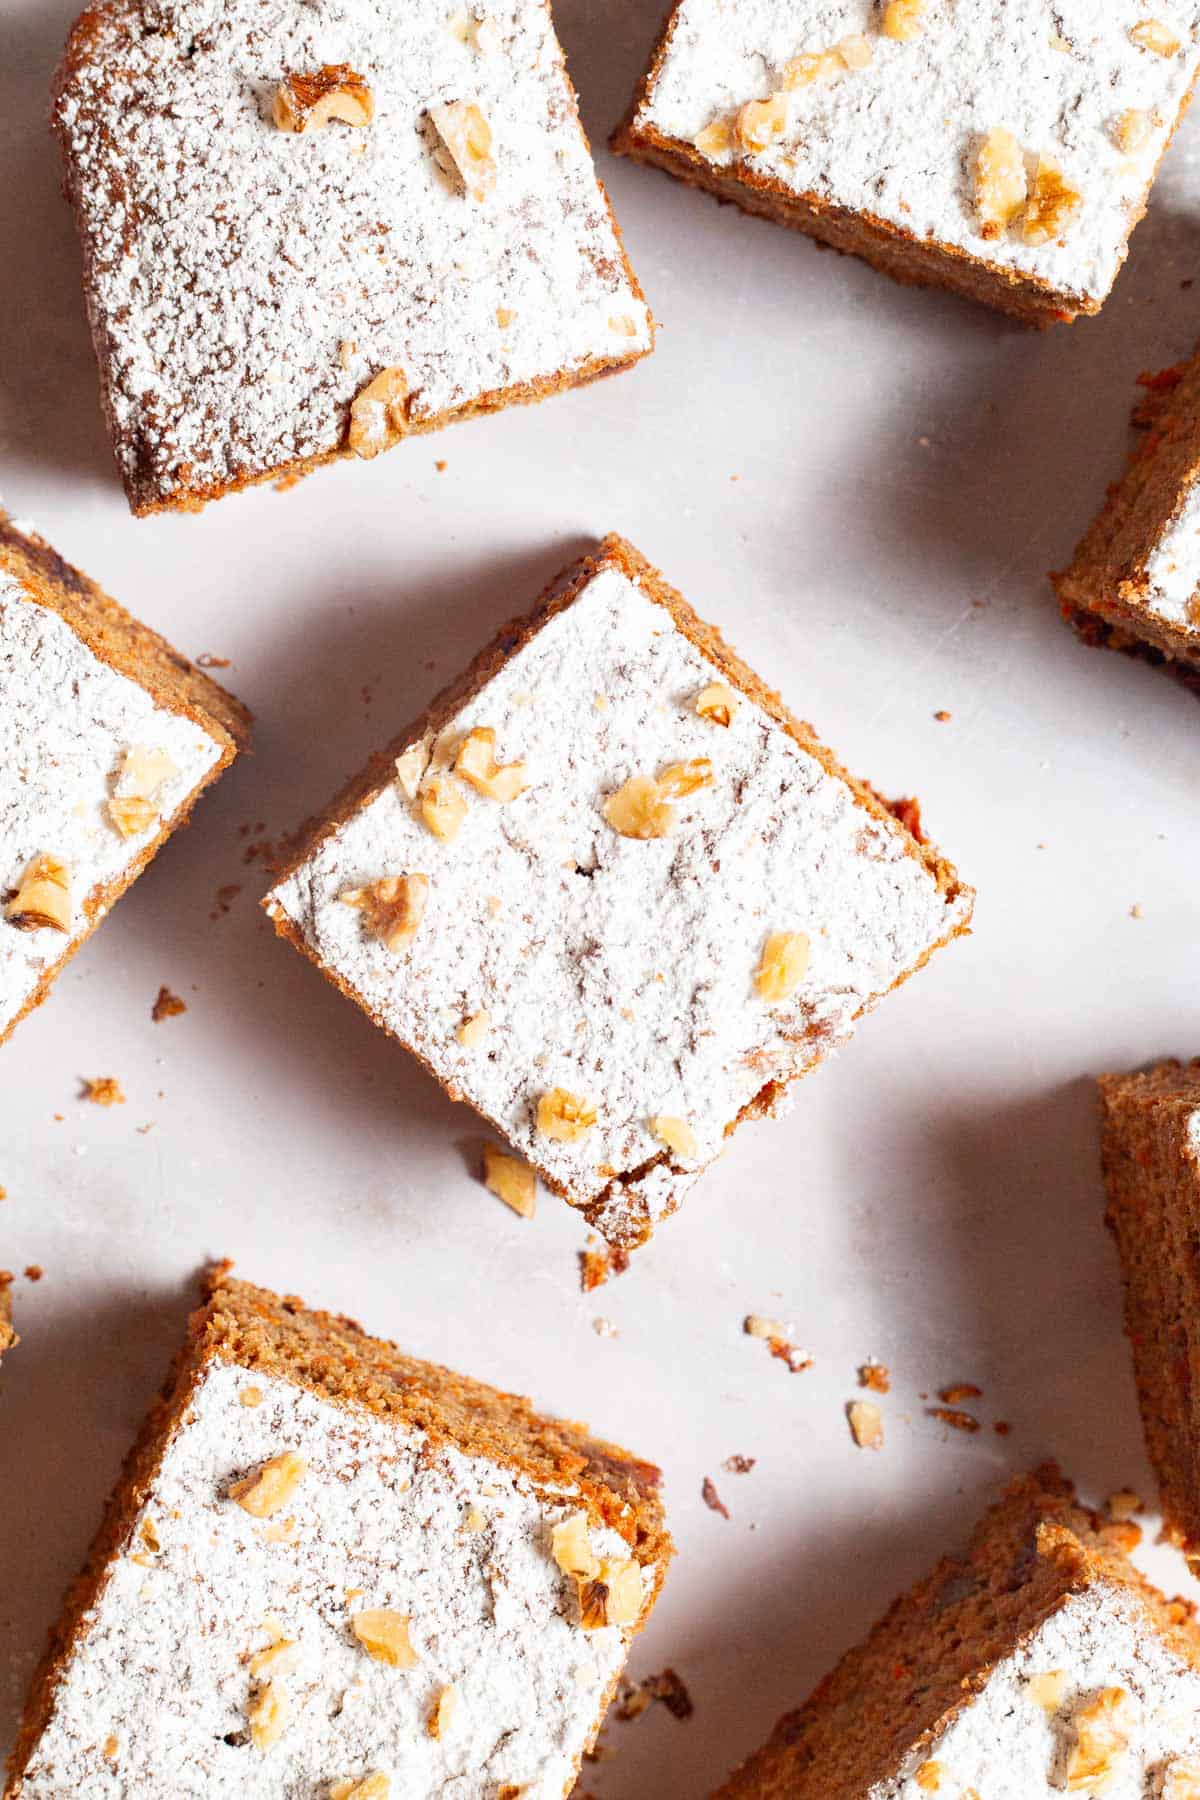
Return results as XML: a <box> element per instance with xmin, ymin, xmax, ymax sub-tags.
<box><xmin>4</xmin><ymin>1267</ymin><xmax>670</xmax><ymax>1798</ymax></box>
<box><xmin>614</xmin><ymin>2</ymin><xmax>1200</xmax><ymax>325</ymax></box>
<box><xmin>715</xmin><ymin>1465</ymin><xmax>1200</xmax><ymax>1798</ymax></box>
<box><xmin>1101</xmin><ymin>1059</ymin><xmax>1200</xmax><ymax>1566</ymax></box>
<box><xmin>52</xmin><ymin>0</ymin><xmax>654</xmax><ymax>515</ymax></box>
<box><xmin>265</xmin><ymin>534</ymin><xmax>972</xmax><ymax>1251</ymax></box>
<box><xmin>0</xmin><ymin>513</ymin><xmax>249</xmax><ymax>1046</ymax></box>
<box><xmin>1055</xmin><ymin>352</ymin><xmax>1200</xmax><ymax>689</ymax></box>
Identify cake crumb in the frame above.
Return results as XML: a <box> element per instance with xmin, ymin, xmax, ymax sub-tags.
<box><xmin>933</xmin><ymin>710</ymin><xmax>951</xmax><ymax>723</ymax></box>
<box><xmin>151</xmin><ymin>985</ymin><xmax>187</xmax><ymax>1022</ymax></box>
<box><xmin>615</xmin><ymin>1667</ymin><xmax>694</xmax><ymax>1723</ymax></box>
<box><xmin>482</xmin><ymin>1144</ymin><xmax>536</xmax><ymax>1219</ymax></box>
<box><xmin>435</xmin><ymin>459</ymin><xmax>448</xmax><ymax>472</ymax></box>
<box><xmin>847</xmin><ymin>1399</ymin><xmax>884</xmax><ymax>1450</ymax></box>
<box><xmin>701</xmin><ymin>1477</ymin><xmax>729</xmax><ymax>1520</ymax></box>
<box><xmin>928</xmin><ymin>1406</ymin><xmax>980</xmax><ymax>1433</ymax></box>
<box><xmin>211</xmin><ymin>883</ymin><xmax>242</xmax><ymax>919</ymax></box>
<box><xmin>723</xmin><ymin>1454</ymin><xmax>756</xmax><ymax>1474</ymax></box>
<box><xmin>858</xmin><ymin>1361</ymin><xmax>891</xmax><ymax>1394</ymax></box>
<box><xmin>23</xmin><ymin>1265</ymin><xmax>43</xmax><ymax>1283</ymax></box>
<box><xmin>592</xmin><ymin>1317</ymin><xmax>618</xmax><ymax>1339</ymax></box>
<box><xmin>1106</xmin><ymin>1489</ymin><xmax>1142</xmax><ymax>1521</ymax></box>
<box><xmin>81</xmin><ymin>1077</ymin><xmax>126</xmax><ymax>1107</ymax></box>
<box><xmin>1130</xmin><ymin>902</ymin><xmax>1144</xmax><ymax>919</ymax></box>
<box><xmin>195</xmin><ymin>653</ymin><xmax>231</xmax><ymax>669</ymax></box>
<box><xmin>938</xmin><ymin>1382</ymin><xmax>982</xmax><ymax>1404</ymax></box>
<box><xmin>744</xmin><ymin>1315</ymin><xmax>812</xmax><ymax>1374</ymax></box>
<box><xmin>993</xmin><ymin>1420</ymin><xmax>1011</xmax><ymax>1436</ymax></box>
<box><xmin>579</xmin><ymin>1241</ymin><xmax>630</xmax><ymax>1290</ymax></box>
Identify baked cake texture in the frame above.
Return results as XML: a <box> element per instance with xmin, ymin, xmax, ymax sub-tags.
<box><xmin>715</xmin><ymin>1464</ymin><xmax>1200</xmax><ymax>1798</ymax></box>
<box><xmin>0</xmin><ymin>1282</ymin><xmax>15</xmax><ymax>1362</ymax></box>
<box><xmin>614</xmin><ymin>2</ymin><xmax>1200</xmax><ymax>326</ymax></box>
<box><xmin>1101</xmin><ymin>1059</ymin><xmax>1200</xmax><ymax>1568</ymax></box>
<box><xmin>1056</xmin><ymin>352</ymin><xmax>1200</xmax><ymax>688</ymax></box>
<box><xmin>264</xmin><ymin>535</ymin><xmax>973</xmax><ymax>1252</ymax></box>
<box><xmin>0</xmin><ymin>513</ymin><xmax>249</xmax><ymax>1046</ymax></box>
<box><xmin>52</xmin><ymin>0</ymin><xmax>654</xmax><ymax>515</ymax></box>
<box><xmin>4</xmin><ymin>1267</ymin><xmax>670</xmax><ymax>1798</ymax></box>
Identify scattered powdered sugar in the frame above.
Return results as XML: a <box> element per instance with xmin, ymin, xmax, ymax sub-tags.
<box><xmin>15</xmin><ymin>1361</ymin><xmax>642</xmax><ymax>1797</ymax></box>
<box><xmin>267</xmin><ymin>557</ymin><xmax>970</xmax><ymax>1245</ymax></box>
<box><xmin>0</xmin><ymin>575</ymin><xmax>224</xmax><ymax>1037</ymax></box>
<box><xmin>634</xmin><ymin>0</ymin><xmax>1200</xmax><ymax>305</ymax></box>
<box><xmin>1141</xmin><ymin>472</ymin><xmax>1200</xmax><ymax>626</ymax></box>
<box><xmin>874</xmin><ymin>1585</ymin><xmax>1200</xmax><ymax>1797</ymax></box>
<box><xmin>53</xmin><ymin>0</ymin><xmax>652</xmax><ymax>507</ymax></box>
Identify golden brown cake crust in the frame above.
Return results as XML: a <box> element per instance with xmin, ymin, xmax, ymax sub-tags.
<box><xmin>4</xmin><ymin>1266</ymin><xmax>671</xmax><ymax>1798</ymax></box>
<box><xmin>713</xmin><ymin>1464</ymin><xmax>1200</xmax><ymax>1799</ymax></box>
<box><xmin>0</xmin><ymin>512</ymin><xmax>251</xmax><ymax>1046</ymax></box>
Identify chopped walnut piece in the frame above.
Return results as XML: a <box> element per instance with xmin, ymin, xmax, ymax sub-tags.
<box><xmin>247</xmin><ymin>1680</ymin><xmax>290</xmax><ymax>1750</ymax></box>
<box><xmin>82</xmin><ymin>1077</ymin><xmax>126</xmax><ymax>1107</ymax></box>
<box><xmin>229</xmin><ymin>1450</ymin><xmax>307</xmax><ymax>1518</ymax></box>
<box><xmin>240</xmin><ymin>1386</ymin><xmax>264</xmax><ymax>1409</ymax></box>
<box><xmin>1022</xmin><ymin>154</ymin><xmax>1082</xmax><ymax>245</ymax></box>
<box><xmin>537</xmin><ymin>1088</ymin><xmax>597</xmax><ymax>1142</ymax></box>
<box><xmin>882</xmin><ymin>0</ymin><xmax>926</xmax><ymax>40</ymax></box>
<box><xmin>783</xmin><ymin>50</ymin><xmax>842</xmax><ymax>87</ymax></box>
<box><xmin>273</xmin><ymin>64</ymin><xmax>374</xmax><ymax>132</ymax></box>
<box><xmin>351</xmin><ymin>1609</ymin><xmax>418</xmax><ymax>1668</ymax></box>
<box><xmin>847</xmin><ymin>1399</ymin><xmax>884</xmax><ymax>1450</ymax></box>
<box><xmin>736</xmin><ymin>93</ymin><xmax>788</xmax><ymax>153</ymax></box>
<box><xmin>1114</xmin><ymin>107</ymin><xmax>1154</xmax><ymax>152</ymax></box>
<box><xmin>5</xmin><ymin>853</ymin><xmax>71</xmax><ymax>932</ymax></box>
<box><xmin>603</xmin><ymin>774</ymin><xmax>674</xmax><ymax>840</ymax></box>
<box><xmin>455</xmin><ymin>727</ymin><xmax>528</xmax><ymax>801</ymax></box>
<box><xmin>429</xmin><ymin>100</ymin><xmax>496</xmax><ymax>201</ymax></box>
<box><xmin>340</xmin><ymin>872</ymin><xmax>429</xmax><ymax>952</ymax></box>
<box><xmin>457</xmin><ymin>1009</ymin><xmax>490</xmax><ymax>1049</ymax></box>
<box><xmin>463</xmin><ymin>1506</ymin><xmax>486</xmax><ymax>1533</ymax></box>
<box><xmin>652</xmin><ymin>1115</ymin><xmax>698</xmax><ymax>1159</ymax></box>
<box><xmin>695</xmin><ymin>682</ymin><xmax>740</xmax><ymax>726</ymax></box>
<box><xmin>744</xmin><ymin>1313</ymin><xmax>786</xmax><ymax>1340</ymax></box>
<box><xmin>658</xmin><ymin>757</ymin><xmax>713</xmax><ymax>798</ymax></box>
<box><xmin>609</xmin><ymin>314</ymin><xmax>639</xmax><ymax>337</ymax></box>
<box><xmin>249</xmin><ymin>1638</ymin><xmax>301</xmax><ymax>1679</ymax></box>
<box><xmin>103</xmin><ymin>1736</ymin><xmax>118</xmax><ymax>1760</ymax></box>
<box><xmin>1064</xmin><ymin>1687</ymin><xmax>1137</xmax><ymax>1791</ymax></box>
<box><xmin>483</xmin><ymin>1144</ymin><xmax>536</xmax><ymax>1219</ymax></box>
<box><xmin>1027</xmin><ymin>1668</ymin><xmax>1068</xmax><ymax>1713</ymax></box>
<box><xmin>428</xmin><ymin>1684</ymin><xmax>459</xmax><ymax>1739</ymax></box>
<box><xmin>109</xmin><ymin>745</ymin><xmax>177</xmax><ymax>838</ymax></box>
<box><xmin>394</xmin><ymin>744</ymin><xmax>430</xmax><ymax>801</ymax></box>
<box><xmin>859</xmin><ymin>1361</ymin><xmax>891</xmax><ymax>1394</ymax></box>
<box><xmin>915</xmin><ymin>1766</ymin><xmax>943</xmax><ymax>1794</ymax></box>
<box><xmin>419</xmin><ymin>775</ymin><xmax>469</xmax><ymax>841</ymax></box>
<box><xmin>349</xmin><ymin>366</ymin><xmax>410</xmax><ymax>458</ymax></box>
<box><xmin>1162</xmin><ymin>1760</ymin><xmax>1200</xmax><ymax>1800</ymax></box>
<box><xmin>1130</xmin><ymin>18</ymin><xmax>1183</xmax><ymax>55</ymax></box>
<box><xmin>754</xmin><ymin>930</ymin><xmax>810</xmax><ymax>1002</ymax></box>
<box><xmin>495</xmin><ymin>305</ymin><xmax>516</xmax><ymax>328</ymax></box>
<box><xmin>836</xmin><ymin>34</ymin><xmax>873</xmax><ymax>69</ymax></box>
<box><xmin>330</xmin><ymin>1776</ymin><xmax>391</xmax><ymax>1800</ymax></box>
<box><xmin>694</xmin><ymin>117</ymin><xmax>734</xmax><ymax>159</ymax></box>
<box><xmin>552</xmin><ymin>1511</ymin><xmax>601</xmax><ymax>1580</ymax></box>
<box><xmin>975</xmin><ymin>127</ymin><xmax>1027</xmax><ymax>239</ymax></box>
<box><xmin>579</xmin><ymin>1556</ymin><xmax>643</xmax><ymax>1630</ymax></box>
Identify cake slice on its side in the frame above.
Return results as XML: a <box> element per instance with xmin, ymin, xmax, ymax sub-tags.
<box><xmin>614</xmin><ymin>1</ymin><xmax>1200</xmax><ymax>326</ymax></box>
<box><xmin>0</xmin><ymin>513</ymin><xmax>250</xmax><ymax>1046</ymax></box>
<box><xmin>1101</xmin><ymin>1059</ymin><xmax>1200</xmax><ymax>1564</ymax></box>
<box><xmin>4</xmin><ymin>1267</ymin><xmax>670</xmax><ymax>1798</ymax></box>
<box><xmin>715</xmin><ymin>1465</ymin><xmax>1200</xmax><ymax>1798</ymax></box>
<box><xmin>0</xmin><ymin>1280</ymin><xmax>15</xmax><ymax>1362</ymax></box>
<box><xmin>264</xmin><ymin>534</ymin><xmax>972</xmax><ymax>1253</ymax></box>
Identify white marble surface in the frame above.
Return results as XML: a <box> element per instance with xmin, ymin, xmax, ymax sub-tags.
<box><xmin>3</xmin><ymin>2</ymin><xmax>1200</xmax><ymax>1795</ymax></box>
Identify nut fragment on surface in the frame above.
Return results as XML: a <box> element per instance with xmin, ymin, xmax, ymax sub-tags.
<box><xmin>858</xmin><ymin>1360</ymin><xmax>890</xmax><ymax>1394</ymax></box>
<box><xmin>1162</xmin><ymin>1760</ymin><xmax>1200</xmax><ymax>1800</ymax></box>
<box><xmin>835</xmin><ymin>33</ymin><xmax>873</xmax><ymax>69</ymax></box>
<box><xmin>1026</xmin><ymin>1668</ymin><xmax>1068</xmax><ymax>1713</ymax></box>
<box><xmin>537</xmin><ymin>1087</ymin><xmax>597</xmax><ymax>1142</ymax></box>
<box><xmin>695</xmin><ymin>682</ymin><xmax>740</xmax><ymax>727</ymax></box>
<box><xmin>603</xmin><ymin>774</ymin><xmax>674</xmax><ymax>840</ymax></box>
<box><xmin>1064</xmin><ymin>1686</ymin><xmax>1137</xmax><ymax>1791</ymax></box>
<box><xmin>882</xmin><ymin>0</ymin><xmax>926</xmax><ymax>40</ymax></box>
<box><xmin>657</xmin><ymin>757</ymin><xmax>713</xmax><ymax>798</ymax></box>
<box><xmin>340</xmin><ymin>872</ymin><xmax>429</xmax><ymax>952</ymax></box>
<box><xmin>419</xmin><ymin>775</ymin><xmax>469</xmax><ymax>841</ymax></box>
<box><xmin>455</xmin><ymin>726</ymin><xmax>528</xmax><ymax>801</ymax></box>
<box><xmin>915</xmin><ymin>1766</ymin><xmax>943</xmax><ymax>1794</ymax></box>
<box><xmin>1114</xmin><ymin>108</ymin><xmax>1154</xmax><ymax>152</ymax></box>
<box><xmin>350</xmin><ymin>1608</ymin><xmax>419</xmax><ymax>1668</ymax></box>
<box><xmin>349</xmin><ymin>367</ymin><xmax>411</xmax><ymax>459</ymax></box>
<box><xmin>82</xmin><ymin>1076</ymin><xmax>125</xmax><ymax>1107</ymax></box>
<box><xmin>273</xmin><ymin>64</ymin><xmax>374</xmax><ymax>132</ymax></box>
<box><xmin>693</xmin><ymin>117</ymin><xmax>734</xmax><ymax>159</ymax></box>
<box><xmin>5</xmin><ymin>853</ymin><xmax>71</xmax><ymax>932</ymax></box>
<box><xmin>229</xmin><ymin>1450</ymin><xmax>307</xmax><ymax>1518</ymax></box>
<box><xmin>394</xmin><ymin>744</ymin><xmax>430</xmax><ymax>801</ymax></box>
<box><xmin>1130</xmin><ymin>18</ymin><xmax>1183</xmax><ymax>55</ymax></box>
<box><xmin>483</xmin><ymin>1144</ymin><xmax>536</xmax><ymax>1219</ymax></box>
<box><xmin>552</xmin><ymin>1511</ymin><xmax>601</xmax><ymax>1580</ymax></box>
<box><xmin>652</xmin><ymin>1115</ymin><xmax>698</xmax><ymax>1160</ymax></box>
<box><xmin>578</xmin><ymin>1556</ymin><xmax>643</xmax><ymax>1630</ymax></box>
<box><xmin>247</xmin><ymin>1680</ymin><xmax>290</xmax><ymax>1750</ymax></box>
<box><xmin>249</xmin><ymin>1637</ymin><xmax>301</xmax><ymax>1680</ymax></box>
<box><xmin>847</xmin><ymin>1399</ymin><xmax>884</xmax><ymax>1450</ymax></box>
<box><xmin>975</xmin><ymin>127</ymin><xmax>1027</xmax><ymax>239</ymax></box>
<box><xmin>428</xmin><ymin>1684</ymin><xmax>459</xmax><ymax>1739</ymax></box>
<box><xmin>108</xmin><ymin>745</ymin><xmax>178</xmax><ymax>838</ymax></box>
<box><xmin>457</xmin><ymin>1009</ymin><xmax>490</xmax><ymax>1049</ymax></box>
<box><xmin>429</xmin><ymin>100</ymin><xmax>497</xmax><ymax>200</ymax></box>
<box><xmin>1022</xmin><ymin>155</ymin><xmax>1082</xmax><ymax>246</ymax></box>
<box><xmin>330</xmin><ymin>1776</ymin><xmax>391</xmax><ymax>1800</ymax></box>
<box><xmin>754</xmin><ymin>930</ymin><xmax>810</xmax><ymax>1002</ymax></box>
<box><xmin>783</xmin><ymin>49</ymin><xmax>842</xmax><ymax>87</ymax></box>
<box><xmin>736</xmin><ymin>93</ymin><xmax>788</xmax><ymax>153</ymax></box>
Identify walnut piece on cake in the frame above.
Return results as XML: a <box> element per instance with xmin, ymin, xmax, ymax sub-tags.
<box><xmin>0</xmin><ymin>513</ymin><xmax>248</xmax><ymax>1048</ymax></box>
<box><xmin>263</xmin><ymin>536</ymin><xmax>970</xmax><ymax>1256</ymax></box>
<box><xmin>273</xmin><ymin>65</ymin><xmax>375</xmax><ymax>134</ymax></box>
<box><xmin>713</xmin><ymin>1465</ymin><xmax>1200</xmax><ymax>1796</ymax></box>
<box><xmin>614</xmin><ymin>3</ymin><xmax>1200</xmax><ymax>325</ymax></box>
<box><xmin>3</xmin><ymin>1268</ymin><xmax>671</xmax><ymax>1797</ymax></box>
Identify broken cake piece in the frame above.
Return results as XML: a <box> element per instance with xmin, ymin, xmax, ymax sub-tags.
<box><xmin>614</xmin><ymin>2</ymin><xmax>1200</xmax><ymax>325</ymax></box>
<box><xmin>715</xmin><ymin>1464</ymin><xmax>1200</xmax><ymax>1797</ymax></box>
<box><xmin>51</xmin><ymin>0</ymin><xmax>654</xmax><ymax>513</ymax></box>
<box><xmin>264</xmin><ymin>534</ymin><xmax>972</xmax><ymax>1252</ymax></box>
<box><xmin>3</xmin><ymin>1268</ymin><xmax>670</xmax><ymax>1797</ymax></box>
<box><xmin>0</xmin><ymin>513</ymin><xmax>249</xmax><ymax>1046</ymax></box>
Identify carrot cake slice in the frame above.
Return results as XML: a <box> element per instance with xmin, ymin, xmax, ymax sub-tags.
<box><xmin>264</xmin><ymin>534</ymin><xmax>972</xmax><ymax>1252</ymax></box>
<box><xmin>4</xmin><ymin>1267</ymin><xmax>670</xmax><ymax>1798</ymax></box>
<box><xmin>613</xmin><ymin>2</ymin><xmax>1200</xmax><ymax>326</ymax></box>
<box><xmin>715</xmin><ymin>1465</ymin><xmax>1200</xmax><ymax>1797</ymax></box>
<box><xmin>1101</xmin><ymin>1059</ymin><xmax>1200</xmax><ymax>1566</ymax></box>
<box><xmin>51</xmin><ymin>0</ymin><xmax>654</xmax><ymax>515</ymax></box>
<box><xmin>0</xmin><ymin>1280</ymin><xmax>15</xmax><ymax>1362</ymax></box>
<box><xmin>0</xmin><ymin>513</ymin><xmax>249</xmax><ymax>1046</ymax></box>
<box><xmin>1056</xmin><ymin>351</ymin><xmax>1200</xmax><ymax>687</ymax></box>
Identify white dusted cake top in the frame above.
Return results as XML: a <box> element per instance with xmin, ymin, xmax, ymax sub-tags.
<box><xmin>267</xmin><ymin>556</ymin><xmax>969</xmax><ymax>1243</ymax></box>
<box><xmin>0</xmin><ymin>576</ymin><xmax>224</xmax><ymax>1037</ymax></box>
<box><xmin>1142</xmin><ymin>472</ymin><xmax>1200</xmax><ymax>628</ymax></box>
<box><xmin>53</xmin><ymin>0</ymin><xmax>652</xmax><ymax>506</ymax></box>
<box><xmin>633</xmin><ymin>0</ymin><xmax>1200</xmax><ymax>306</ymax></box>
<box><xmin>14</xmin><ymin>1360</ymin><xmax>641</xmax><ymax>1797</ymax></box>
